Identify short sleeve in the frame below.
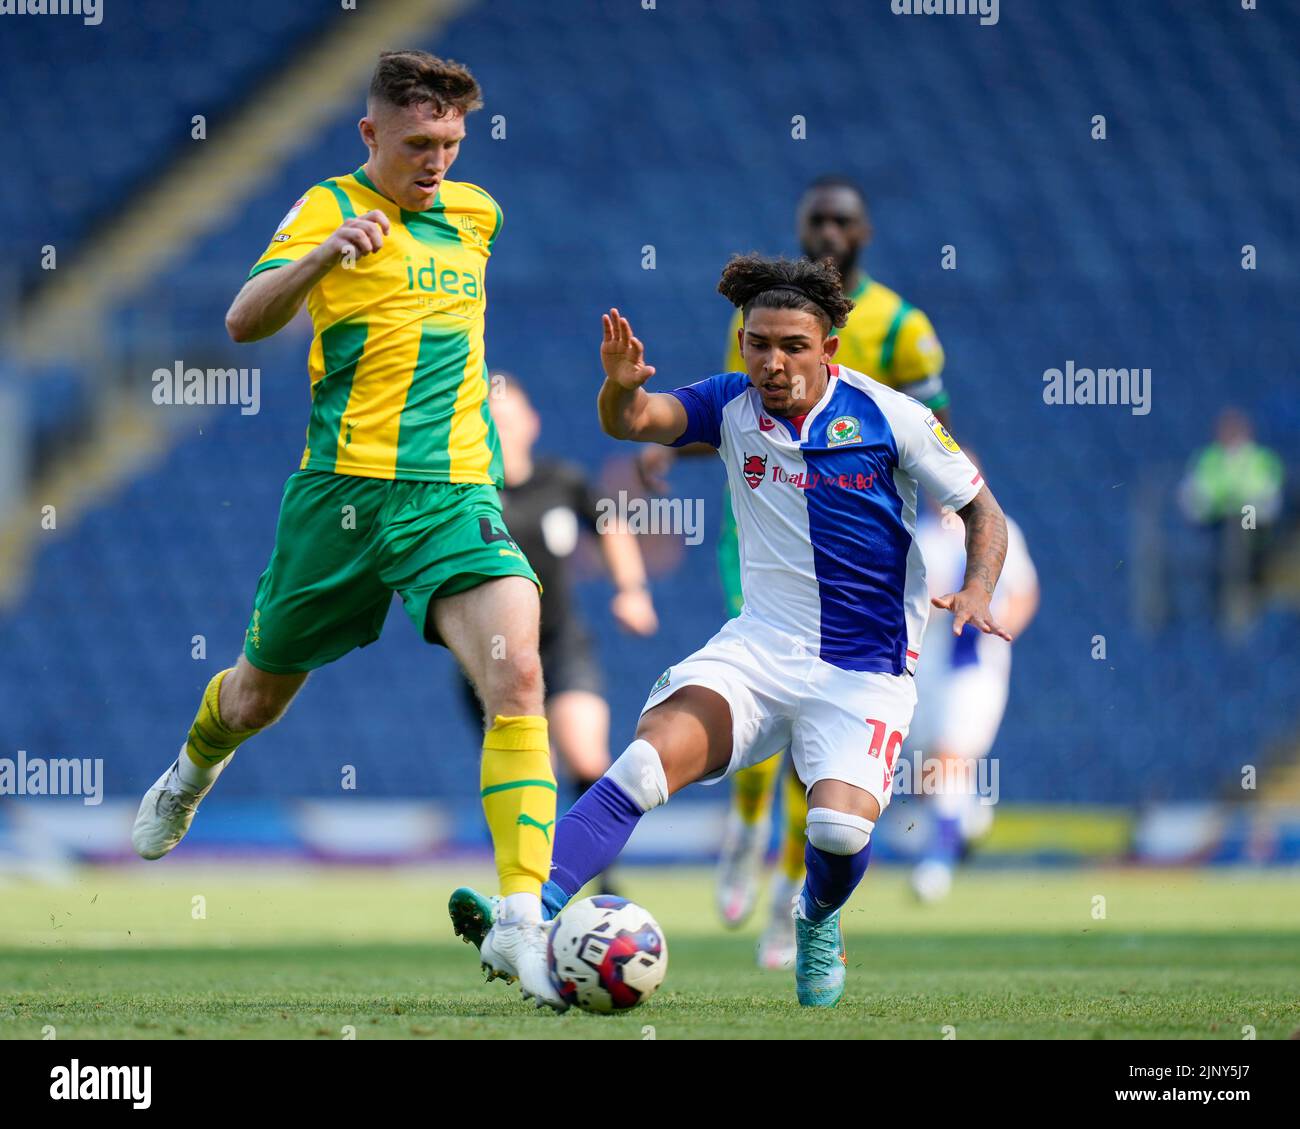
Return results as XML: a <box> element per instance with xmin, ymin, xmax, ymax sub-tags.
<box><xmin>723</xmin><ymin>308</ymin><xmax>744</xmax><ymax>373</ymax></box>
<box><xmin>891</xmin><ymin>307</ymin><xmax>945</xmax><ymax>384</ymax></box>
<box><xmin>247</xmin><ymin>185</ymin><xmax>345</xmax><ymax>279</ymax></box>
<box><xmin>666</xmin><ymin>372</ymin><xmax>749</xmax><ymax>448</ymax></box>
<box><xmin>887</xmin><ymin>392</ymin><xmax>983</xmax><ymax>512</ymax></box>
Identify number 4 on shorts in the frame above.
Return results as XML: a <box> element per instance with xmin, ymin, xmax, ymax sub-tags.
<box><xmin>478</xmin><ymin>518</ymin><xmax>514</xmax><ymax>544</ymax></box>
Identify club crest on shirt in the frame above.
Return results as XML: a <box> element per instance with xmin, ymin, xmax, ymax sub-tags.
<box><xmin>924</xmin><ymin>413</ymin><xmax>961</xmax><ymax>453</ymax></box>
<box><xmin>651</xmin><ymin>669</ymin><xmax>670</xmax><ymax>694</ymax></box>
<box><xmin>459</xmin><ymin>214</ymin><xmax>484</xmax><ymax>247</ymax></box>
<box><xmin>742</xmin><ymin>452</ymin><xmax>768</xmax><ymax>489</ymax></box>
<box><xmin>826</xmin><ymin>415</ymin><xmax>862</xmax><ymax>447</ymax></box>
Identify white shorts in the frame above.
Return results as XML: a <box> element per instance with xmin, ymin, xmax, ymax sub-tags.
<box><xmin>640</xmin><ymin>615</ymin><xmax>918</xmax><ymax>814</ymax></box>
<box><xmin>908</xmin><ymin>665</ymin><xmax>1008</xmax><ymax>761</ymax></box>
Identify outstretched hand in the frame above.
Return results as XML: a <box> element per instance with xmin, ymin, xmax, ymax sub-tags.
<box><xmin>600</xmin><ymin>307</ymin><xmax>657</xmax><ymax>390</ymax></box>
<box><xmin>931</xmin><ymin>587</ymin><xmax>1013</xmax><ymax>641</ymax></box>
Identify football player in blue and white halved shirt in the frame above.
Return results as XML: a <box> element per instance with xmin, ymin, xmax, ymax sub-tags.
<box><xmin>449</xmin><ymin>254</ymin><xmax>1014</xmax><ymax>1010</ymax></box>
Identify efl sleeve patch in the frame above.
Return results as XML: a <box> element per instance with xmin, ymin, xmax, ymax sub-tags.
<box><xmin>894</xmin><ymin>395</ymin><xmax>983</xmax><ymax>513</ymax></box>
<box><xmin>925</xmin><ymin>413</ymin><xmax>962</xmax><ymax>453</ymax></box>
<box><xmin>275</xmin><ymin>195</ymin><xmax>310</xmax><ymax>234</ymax></box>
<box><xmin>247</xmin><ymin>186</ymin><xmax>341</xmax><ymax>278</ymax></box>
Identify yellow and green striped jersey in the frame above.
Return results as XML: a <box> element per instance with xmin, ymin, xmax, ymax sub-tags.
<box><xmin>248</xmin><ymin>167</ymin><xmax>504</xmax><ymax>483</ymax></box>
<box><xmin>725</xmin><ymin>274</ymin><xmax>947</xmax><ymax>410</ymax></box>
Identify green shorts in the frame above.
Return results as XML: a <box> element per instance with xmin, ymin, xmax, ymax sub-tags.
<box><xmin>243</xmin><ymin>470</ymin><xmax>539</xmax><ymax>674</ymax></box>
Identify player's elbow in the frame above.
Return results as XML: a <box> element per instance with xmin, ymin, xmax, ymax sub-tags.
<box><xmin>226</xmin><ymin>305</ymin><xmax>271</xmax><ymax>344</ymax></box>
<box><xmin>598</xmin><ymin>406</ymin><xmax>633</xmax><ymax>442</ymax></box>
<box><xmin>225</xmin><ymin>304</ymin><xmax>253</xmax><ymax>343</ymax></box>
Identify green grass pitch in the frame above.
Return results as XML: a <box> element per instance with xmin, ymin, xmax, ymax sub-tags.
<box><xmin>1</xmin><ymin>864</ymin><xmax>1297</xmax><ymax>1039</ymax></box>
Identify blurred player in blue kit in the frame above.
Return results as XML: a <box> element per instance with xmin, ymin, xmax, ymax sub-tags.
<box><xmin>907</xmin><ymin>477</ymin><xmax>1038</xmax><ymax>902</ymax></box>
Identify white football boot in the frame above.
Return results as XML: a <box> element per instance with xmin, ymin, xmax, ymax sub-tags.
<box><xmin>715</xmin><ymin>809</ymin><xmax>770</xmax><ymax>928</ymax></box>
<box><xmin>756</xmin><ymin>873</ymin><xmax>799</xmax><ymax>970</ymax></box>
<box><xmin>480</xmin><ymin>917</ymin><xmax>568</xmax><ymax>1012</ymax></box>
<box><xmin>132</xmin><ymin>749</ymin><xmax>226</xmax><ymax>860</ymax></box>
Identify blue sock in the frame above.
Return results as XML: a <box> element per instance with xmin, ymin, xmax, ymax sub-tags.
<box><xmin>541</xmin><ymin>880</ymin><xmax>569</xmax><ymax>921</ymax></box>
<box><xmin>542</xmin><ymin>776</ymin><xmax>644</xmax><ymax>921</ymax></box>
<box><xmin>800</xmin><ymin>839</ymin><xmax>872</xmax><ymax>923</ymax></box>
<box><xmin>928</xmin><ymin>814</ymin><xmax>961</xmax><ymax>867</ymax></box>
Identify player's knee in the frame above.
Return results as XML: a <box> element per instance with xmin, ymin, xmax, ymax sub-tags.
<box><xmin>806</xmin><ymin>807</ymin><xmax>874</xmax><ymax>855</ymax></box>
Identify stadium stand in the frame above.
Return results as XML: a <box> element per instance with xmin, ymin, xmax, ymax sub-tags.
<box><xmin>1</xmin><ymin>0</ymin><xmax>1297</xmax><ymax>819</ymax></box>
<box><xmin>0</xmin><ymin>1</ymin><xmax>339</xmax><ymax>301</ymax></box>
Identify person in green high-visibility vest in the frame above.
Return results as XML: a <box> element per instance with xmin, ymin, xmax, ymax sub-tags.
<box><xmin>1178</xmin><ymin>407</ymin><xmax>1285</xmax><ymax>617</ymax></box>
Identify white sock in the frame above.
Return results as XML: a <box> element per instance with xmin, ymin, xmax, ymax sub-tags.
<box><xmin>806</xmin><ymin>807</ymin><xmax>874</xmax><ymax>855</ymax></box>
<box><xmin>606</xmin><ymin>738</ymin><xmax>669</xmax><ymax>812</ymax></box>
<box><xmin>175</xmin><ymin>749</ymin><xmax>231</xmax><ymax>793</ymax></box>
<box><xmin>497</xmin><ymin>891</ymin><xmax>543</xmax><ymax>925</ymax></box>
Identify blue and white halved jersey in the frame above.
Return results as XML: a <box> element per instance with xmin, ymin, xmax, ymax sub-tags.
<box><xmin>669</xmin><ymin>364</ymin><xmax>985</xmax><ymax>676</ymax></box>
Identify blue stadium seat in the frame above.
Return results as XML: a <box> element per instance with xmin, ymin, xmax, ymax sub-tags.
<box><xmin>0</xmin><ymin>0</ymin><xmax>341</xmax><ymax>296</ymax></box>
<box><xmin>1</xmin><ymin>0</ymin><xmax>1297</xmax><ymax>810</ymax></box>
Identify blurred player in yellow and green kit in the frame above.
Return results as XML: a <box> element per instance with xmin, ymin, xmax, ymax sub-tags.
<box><xmin>130</xmin><ymin>50</ymin><xmax>565</xmax><ymax>1008</ymax></box>
<box><xmin>716</xmin><ymin>176</ymin><xmax>953</xmax><ymax>967</ymax></box>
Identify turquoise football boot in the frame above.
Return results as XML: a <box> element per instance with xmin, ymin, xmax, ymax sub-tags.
<box><xmin>449</xmin><ymin>887</ymin><xmax>506</xmax><ymax>977</ymax></box>
<box><xmin>793</xmin><ymin>900</ymin><xmax>847</xmax><ymax>1007</ymax></box>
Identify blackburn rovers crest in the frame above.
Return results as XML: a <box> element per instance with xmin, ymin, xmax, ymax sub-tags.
<box><xmin>826</xmin><ymin>415</ymin><xmax>862</xmax><ymax>447</ymax></box>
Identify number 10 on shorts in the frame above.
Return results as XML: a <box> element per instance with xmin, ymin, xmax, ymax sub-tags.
<box><xmin>866</xmin><ymin>718</ymin><xmax>904</xmax><ymax>794</ymax></box>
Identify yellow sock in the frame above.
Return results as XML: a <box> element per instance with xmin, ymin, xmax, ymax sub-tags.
<box><xmin>182</xmin><ymin>670</ymin><xmax>259</xmax><ymax>786</ymax></box>
<box><xmin>480</xmin><ymin>715</ymin><xmax>556</xmax><ymax>898</ymax></box>
<box><xmin>781</xmin><ymin>765</ymin><xmax>808</xmax><ymax>881</ymax></box>
<box><xmin>732</xmin><ymin>754</ymin><xmax>782</xmax><ymax>826</ymax></box>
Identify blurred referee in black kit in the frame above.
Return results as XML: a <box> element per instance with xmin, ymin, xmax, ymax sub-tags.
<box><xmin>460</xmin><ymin>372</ymin><xmax>659</xmax><ymax>892</ymax></box>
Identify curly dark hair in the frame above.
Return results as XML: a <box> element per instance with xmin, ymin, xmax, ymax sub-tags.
<box><xmin>368</xmin><ymin>50</ymin><xmax>483</xmax><ymax>115</ymax></box>
<box><xmin>717</xmin><ymin>253</ymin><xmax>854</xmax><ymax>331</ymax></box>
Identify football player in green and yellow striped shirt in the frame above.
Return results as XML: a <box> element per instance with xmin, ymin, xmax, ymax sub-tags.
<box><xmin>716</xmin><ymin>176</ymin><xmax>953</xmax><ymax>970</ymax></box>
<box><xmin>131</xmin><ymin>50</ymin><xmax>566</xmax><ymax>1009</ymax></box>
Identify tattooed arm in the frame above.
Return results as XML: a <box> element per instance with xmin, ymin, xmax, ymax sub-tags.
<box><xmin>931</xmin><ymin>485</ymin><xmax>1013</xmax><ymax>640</ymax></box>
